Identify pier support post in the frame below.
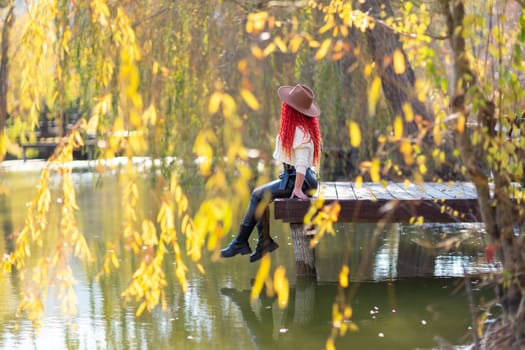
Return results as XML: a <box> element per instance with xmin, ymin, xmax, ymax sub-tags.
<box><xmin>293</xmin><ymin>276</ymin><xmax>316</xmax><ymax>324</ymax></box>
<box><xmin>290</xmin><ymin>223</ymin><xmax>316</xmax><ymax>277</ymax></box>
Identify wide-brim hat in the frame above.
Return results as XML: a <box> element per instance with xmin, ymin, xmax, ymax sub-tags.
<box><xmin>277</xmin><ymin>84</ymin><xmax>320</xmax><ymax>117</ymax></box>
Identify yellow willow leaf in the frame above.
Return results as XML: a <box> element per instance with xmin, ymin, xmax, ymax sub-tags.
<box><xmin>314</xmin><ymin>38</ymin><xmax>332</xmax><ymax>61</ymax></box>
<box><xmin>340</xmin><ymin>323</ymin><xmax>348</xmax><ymax>336</ymax></box>
<box><xmin>355</xmin><ymin>175</ymin><xmax>363</xmax><ymax>188</ymax></box>
<box><xmin>251</xmin><ymin>46</ymin><xmax>265</xmax><ymax>60</ymax></box>
<box><xmin>250</xmin><ymin>255</ymin><xmax>271</xmax><ymax>301</ymax></box>
<box><xmin>111</xmin><ymin>252</ymin><xmax>120</xmax><ymax>268</ymax></box>
<box><xmin>143</xmin><ymin>104</ymin><xmax>157</xmax><ymax>126</ymax></box>
<box><xmin>363</xmin><ymin>63</ymin><xmax>374</xmax><ymax>78</ymax></box>
<box><xmin>326</xmin><ymin>339</ymin><xmax>336</xmax><ymax>350</ymax></box>
<box><xmin>371</xmin><ymin>158</ymin><xmax>380</xmax><ymax>182</ymax></box>
<box><xmin>113</xmin><ymin>116</ymin><xmax>124</xmax><ymax>133</ymax></box>
<box><xmin>319</xmin><ymin>15</ymin><xmax>335</xmax><ymax>34</ymax></box>
<box><xmin>433</xmin><ymin>124</ymin><xmax>442</xmax><ymax>145</ymax></box>
<box><xmin>477</xmin><ymin>311</ymin><xmax>489</xmax><ymax>338</ymax></box>
<box><xmin>247</xmin><ymin>11</ymin><xmax>268</xmax><ymax>34</ymax></box>
<box><xmin>402</xmin><ymin>103</ymin><xmax>414</xmax><ymax>122</ymax></box>
<box><xmin>400</xmin><ymin>140</ymin><xmax>414</xmax><ymax>165</ymax></box>
<box><xmin>348</xmin><ymin>121</ymin><xmax>361</xmax><ymax>147</ymax></box>
<box><xmin>152</xmin><ymin>61</ymin><xmax>159</xmax><ymax>75</ymax></box>
<box><xmin>349</xmin><ymin>323</ymin><xmax>359</xmax><ymax>332</ymax></box>
<box><xmin>417</xmin><ymin>155</ymin><xmax>427</xmax><ymax>174</ymax></box>
<box><xmin>332</xmin><ymin>303</ymin><xmax>342</xmax><ymax>322</ymax></box>
<box><xmin>76</xmin><ymin>236</ymin><xmax>92</xmax><ymax>261</ymax></box>
<box><xmin>86</xmin><ymin>114</ymin><xmax>99</xmax><ymax>136</ymax></box>
<box><xmin>176</xmin><ymin>262</ymin><xmax>188</xmax><ymax>292</ymax></box>
<box><xmin>208</xmin><ymin>92</ymin><xmax>222</xmax><ymax>115</ymax></box>
<box><xmin>245</xmin><ymin>19</ymin><xmax>253</xmax><ymax>34</ymax></box>
<box><xmin>136</xmin><ymin>301</ymin><xmax>147</xmax><ymax>317</ymax></box>
<box><xmin>457</xmin><ymin>114</ymin><xmax>465</xmax><ymax>133</ymax></box>
<box><xmin>221</xmin><ymin>93</ymin><xmax>237</xmax><ymax>118</ymax></box>
<box><xmin>237</xmin><ymin>59</ymin><xmax>248</xmax><ymax>74</ymax></box>
<box><xmin>309</xmin><ymin>39</ymin><xmax>320</xmax><ymax>48</ymax></box>
<box><xmin>129</xmin><ymin>134</ymin><xmax>147</xmax><ymax>154</ymax></box>
<box><xmin>240</xmin><ymin>89</ymin><xmax>260</xmax><ymax>111</ymax></box>
<box><xmin>274</xmin><ymin>36</ymin><xmax>287</xmax><ymax>52</ymax></box>
<box><xmin>179</xmin><ymin>196</ymin><xmax>188</xmax><ymax>215</ymax></box>
<box><xmin>331</xmin><ymin>52</ymin><xmax>344</xmax><ymax>61</ymax></box>
<box><xmin>368</xmin><ymin>76</ymin><xmax>382</xmax><ymax>116</ymax></box>
<box><xmin>339</xmin><ymin>265</ymin><xmax>350</xmax><ymax>288</ymax></box>
<box><xmin>174</xmin><ymin>185</ymin><xmax>182</xmax><ymax>203</ymax></box>
<box><xmin>340</xmin><ymin>25</ymin><xmax>349</xmax><ymax>37</ymax></box>
<box><xmin>273</xmin><ymin>266</ymin><xmax>289</xmax><ymax>308</ymax></box>
<box><xmin>73</xmin><ymin>130</ymin><xmax>84</xmax><ymax>147</ymax></box>
<box><xmin>394</xmin><ymin>116</ymin><xmax>403</xmax><ymax>139</ymax></box>
<box><xmin>344</xmin><ymin>306</ymin><xmax>353</xmax><ymax>319</ymax></box>
<box><xmin>393</xmin><ymin>49</ymin><xmax>406</xmax><ymax>74</ymax></box>
<box><xmin>181</xmin><ymin>214</ymin><xmax>190</xmax><ymax>233</ymax></box>
<box><xmin>142</xmin><ymin>220</ymin><xmax>158</xmax><ymax>246</ymax></box>
<box><xmin>415</xmin><ymin>78</ymin><xmax>427</xmax><ymax>102</ymax></box>
<box><xmin>194</xmin><ymin>133</ymin><xmax>214</xmax><ymax>160</ymax></box>
<box><xmin>263</xmin><ymin>42</ymin><xmax>276</xmax><ymax>57</ymax></box>
<box><xmin>289</xmin><ymin>36</ymin><xmax>303</xmax><ymax>53</ymax></box>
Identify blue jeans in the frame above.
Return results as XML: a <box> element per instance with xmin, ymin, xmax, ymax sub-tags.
<box><xmin>239</xmin><ymin>167</ymin><xmax>318</xmax><ymax>238</ymax></box>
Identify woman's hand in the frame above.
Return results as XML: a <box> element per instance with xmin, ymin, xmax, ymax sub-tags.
<box><xmin>290</xmin><ymin>188</ymin><xmax>308</xmax><ymax>199</ymax></box>
<box><xmin>291</xmin><ymin>171</ymin><xmax>308</xmax><ymax>199</ymax></box>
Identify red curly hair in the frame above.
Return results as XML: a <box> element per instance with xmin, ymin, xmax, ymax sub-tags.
<box><xmin>278</xmin><ymin>103</ymin><xmax>322</xmax><ymax>166</ymax></box>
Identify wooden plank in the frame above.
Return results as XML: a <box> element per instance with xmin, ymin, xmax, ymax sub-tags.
<box><xmin>366</xmin><ymin>182</ymin><xmax>396</xmax><ymax>200</ymax></box>
<box><xmin>421</xmin><ymin>182</ymin><xmax>456</xmax><ymax>200</ymax></box>
<box><xmin>318</xmin><ymin>182</ymin><xmax>338</xmax><ymax>199</ymax></box>
<box><xmin>352</xmin><ymin>183</ymin><xmax>377</xmax><ymax>200</ymax></box>
<box><xmin>391</xmin><ymin>182</ymin><xmax>431</xmax><ymax>200</ymax></box>
<box><xmin>384</xmin><ymin>182</ymin><xmax>417</xmax><ymax>200</ymax></box>
<box><xmin>431</xmin><ymin>182</ymin><xmax>477</xmax><ymax>199</ymax></box>
<box><xmin>334</xmin><ymin>182</ymin><xmax>356</xmax><ymax>200</ymax></box>
<box><xmin>454</xmin><ymin>182</ymin><xmax>478</xmax><ymax>198</ymax></box>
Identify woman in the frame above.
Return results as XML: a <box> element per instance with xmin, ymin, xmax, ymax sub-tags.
<box><xmin>221</xmin><ymin>84</ymin><xmax>322</xmax><ymax>263</ymax></box>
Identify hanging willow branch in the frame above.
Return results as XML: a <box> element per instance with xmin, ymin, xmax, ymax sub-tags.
<box><xmin>2</xmin><ymin>117</ymin><xmax>91</xmax><ymax>327</ymax></box>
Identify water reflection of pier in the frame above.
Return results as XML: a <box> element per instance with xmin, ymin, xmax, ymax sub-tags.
<box><xmin>272</xmin><ymin>181</ymin><xmax>490</xmax><ymax>278</ymax></box>
<box><xmin>220</xmin><ymin>276</ymin><xmax>489</xmax><ymax>349</ymax></box>
<box><xmin>314</xmin><ymin>222</ymin><xmax>497</xmax><ymax>283</ymax></box>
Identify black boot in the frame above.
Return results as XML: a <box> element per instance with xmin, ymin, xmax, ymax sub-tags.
<box><xmin>249</xmin><ymin>226</ymin><xmax>279</xmax><ymax>263</ymax></box>
<box><xmin>221</xmin><ymin>224</ymin><xmax>252</xmax><ymax>258</ymax></box>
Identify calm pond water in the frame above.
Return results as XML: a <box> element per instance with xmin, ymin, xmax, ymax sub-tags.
<box><xmin>0</xmin><ymin>159</ymin><xmax>498</xmax><ymax>350</ymax></box>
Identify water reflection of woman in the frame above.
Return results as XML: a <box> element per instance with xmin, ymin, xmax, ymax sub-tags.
<box><xmin>221</xmin><ymin>84</ymin><xmax>322</xmax><ymax>262</ymax></box>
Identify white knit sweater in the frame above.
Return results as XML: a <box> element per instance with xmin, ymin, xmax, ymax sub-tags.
<box><xmin>272</xmin><ymin>127</ymin><xmax>314</xmax><ymax>175</ymax></box>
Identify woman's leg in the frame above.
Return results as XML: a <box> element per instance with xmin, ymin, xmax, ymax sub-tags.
<box><xmin>249</xmin><ymin>170</ymin><xmax>318</xmax><ymax>262</ymax></box>
<box><xmin>221</xmin><ymin>179</ymin><xmax>290</xmax><ymax>258</ymax></box>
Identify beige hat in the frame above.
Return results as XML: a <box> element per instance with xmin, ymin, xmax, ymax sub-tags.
<box><xmin>277</xmin><ymin>84</ymin><xmax>320</xmax><ymax>117</ymax></box>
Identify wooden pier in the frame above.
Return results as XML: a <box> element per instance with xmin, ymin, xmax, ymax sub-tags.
<box><xmin>275</xmin><ymin>181</ymin><xmax>482</xmax><ymax>224</ymax></box>
<box><xmin>21</xmin><ymin>137</ymin><xmax>97</xmax><ymax>161</ymax></box>
<box><xmin>269</xmin><ymin>181</ymin><xmax>483</xmax><ymax>277</ymax></box>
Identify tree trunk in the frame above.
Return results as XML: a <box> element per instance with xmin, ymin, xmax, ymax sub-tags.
<box><xmin>440</xmin><ymin>0</ymin><xmax>525</xmax><ymax>347</ymax></box>
<box><xmin>0</xmin><ymin>5</ymin><xmax>14</xmax><ymax>133</ymax></box>
<box><xmin>358</xmin><ymin>0</ymin><xmax>432</xmax><ymax>135</ymax></box>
